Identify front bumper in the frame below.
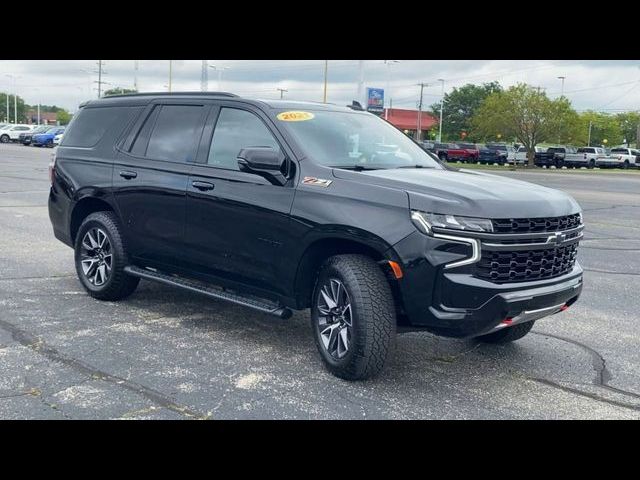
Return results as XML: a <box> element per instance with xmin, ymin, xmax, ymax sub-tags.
<box><xmin>390</xmin><ymin>230</ymin><xmax>583</xmax><ymax>338</ymax></box>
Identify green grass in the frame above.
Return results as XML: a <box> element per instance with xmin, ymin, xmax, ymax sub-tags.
<box><xmin>446</xmin><ymin>161</ymin><xmax>640</xmax><ymax>174</ymax></box>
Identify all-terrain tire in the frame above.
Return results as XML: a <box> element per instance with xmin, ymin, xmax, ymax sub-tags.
<box><xmin>477</xmin><ymin>320</ymin><xmax>535</xmax><ymax>344</ymax></box>
<box><xmin>310</xmin><ymin>254</ymin><xmax>396</xmax><ymax>380</ymax></box>
<box><xmin>74</xmin><ymin>211</ymin><xmax>139</xmax><ymax>301</ymax></box>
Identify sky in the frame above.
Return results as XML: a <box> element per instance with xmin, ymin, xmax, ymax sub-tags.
<box><xmin>0</xmin><ymin>60</ymin><xmax>638</xmax><ymax>114</ymax></box>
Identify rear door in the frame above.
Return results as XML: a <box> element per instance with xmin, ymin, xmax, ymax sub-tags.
<box><xmin>113</xmin><ymin>99</ymin><xmax>211</xmax><ymax>268</ymax></box>
<box><xmin>183</xmin><ymin>103</ymin><xmax>297</xmax><ymax>297</ymax></box>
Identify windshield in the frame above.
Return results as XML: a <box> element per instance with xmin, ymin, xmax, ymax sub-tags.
<box><xmin>277</xmin><ymin>110</ymin><xmax>442</xmax><ymax>170</ymax></box>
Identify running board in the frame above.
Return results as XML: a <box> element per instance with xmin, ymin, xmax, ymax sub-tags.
<box><xmin>124</xmin><ymin>265</ymin><xmax>292</xmax><ymax>319</ymax></box>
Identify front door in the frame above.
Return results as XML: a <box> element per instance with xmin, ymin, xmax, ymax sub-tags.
<box><xmin>183</xmin><ymin>105</ymin><xmax>296</xmax><ymax>297</ymax></box>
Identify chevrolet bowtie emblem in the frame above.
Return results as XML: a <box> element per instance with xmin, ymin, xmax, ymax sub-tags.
<box><xmin>547</xmin><ymin>232</ymin><xmax>567</xmax><ymax>245</ymax></box>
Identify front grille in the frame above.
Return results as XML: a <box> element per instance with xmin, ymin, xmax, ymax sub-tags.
<box><xmin>492</xmin><ymin>214</ymin><xmax>581</xmax><ymax>234</ymax></box>
<box><xmin>474</xmin><ymin>243</ymin><xmax>578</xmax><ymax>283</ymax></box>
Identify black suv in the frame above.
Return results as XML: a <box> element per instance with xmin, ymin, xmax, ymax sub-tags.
<box><xmin>48</xmin><ymin>92</ymin><xmax>584</xmax><ymax>380</ymax></box>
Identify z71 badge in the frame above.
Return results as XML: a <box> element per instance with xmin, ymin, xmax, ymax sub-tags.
<box><xmin>302</xmin><ymin>176</ymin><xmax>332</xmax><ymax>187</ymax></box>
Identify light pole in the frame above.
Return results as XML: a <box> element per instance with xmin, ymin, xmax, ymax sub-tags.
<box><xmin>209</xmin><ymin>64</ymin><xmax>230</xmax><ymax>91</ymax></box>
<box><xmin>437</xmin><ymin>79</ymin><xmax>445</xmax><ymax>142</ymax></box>
<box><xmin>557</xmin><ymin>76</ymin><xmax>566</xmax><ymax>98</ymax></box>
<box><xmin>5</xmin><ymin>74</ymin><xmax>20</xmax><ymax>124</ymax></box>
<box><xmin>323</xmin><ymin>60</ymin><xmax>328</xmax><ymax>103</ymax></box>
<box><xmin>277</xmin><ymin>88</ymin><xmax>288</xmax><ymax>99</ymax></box>
<box><xmin>134</xmin><ymin>60</ymin><xmax>139</xmax><ymax>91</ymax></box>
<box><xmin>168</xmin><ymin>60</ymin><xmax>173</xmax><ymax>92</ymax></box>
<box><xmin>588</xmin><ymin>121</ymin><xmax>593</xmax><ymax>147</ymax></box>
<box><xmin>384</xmin><ymin>60</ymin><xmax>399</xmax><ymax>120</ymax></box>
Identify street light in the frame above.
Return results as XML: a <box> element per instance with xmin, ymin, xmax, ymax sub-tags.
<box><xmin>437</xmin><ymin>79</ymin><xmax>445</xmax><ymax>142</ymax></box>
<box><xmin>209</xmin><ymin>64</ymin><xmax>230</xmax><ymax>91</ymax></box>
<box><xmin>5</xmin><ymin>74</ymin><xmax>22</xmax><ymax>124</ymax></box>
<box><xmin>557</xmin><ymin>76</ymin><xmax>566</xmax><ymax>98</ymax></box>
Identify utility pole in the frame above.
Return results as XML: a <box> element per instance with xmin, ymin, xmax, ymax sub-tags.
<box><xmin>636</xmin><ymin>123</ymin><xmax>639</xmax><ymax>149</ymax></box>
<box><xmin>323</xmin><ymin>60</ymin><xmax>328</xmax><ymax>103</ymax></box>
<box><xmin>357</xmin><ymin>60</ymin><xmax>365</xmax><ymax>105</ymax></box>
<box><xmin>168</xmin><ymin>60</ymin><xmax>172</xmax><ymax>92</ymax></box>
<box><xmin>588</xmin><ymin>121</ymin><xmax>593</xmax><ymax>146</ymax></box>
<box><xmin>5</xmin><ymin>93</ymin><xmax>8</xmax><ymax>124</ymax></box>
<box><xmin>438</xmin><ymin>79</ymin><xmax>445</xmax><ymax>142</ymax></box>
<box><xmin>277</xmin><ymin>88</ymin><xmax>287</xmax><ymax>99</ymax></box>
<box><xmin>201</xmin><ymin>60</ymin><xmax>208</xmax><ymax>92</ymax></box>
<box><xmin>384</xmin><ymin>60</ymin><xmax>399</xmax><ymax>120</ymax></box>
<box><xmin>96</xmin><ymin>60</ymin><xmax>105</xmax><ymax>98</ymax></box>
<box><xmin>416</xmin><ymin>82</ymin><xmax>428</xmax><ymax>142</ymax></box>
<box><xmin>134</xmin><ymin>60</ymin><xmax>139</xmax><ymax>91</ymax></box>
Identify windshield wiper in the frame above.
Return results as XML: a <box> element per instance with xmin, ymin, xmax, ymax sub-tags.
<box><xmin>329</xmin><ymin>165</ymin><xmax>381</xmax><ymax>171</ymax></box>
<box><xmin>395</xmin><ymin>164</ymin><xmax>435</xmax><ymax>169</ymax></box>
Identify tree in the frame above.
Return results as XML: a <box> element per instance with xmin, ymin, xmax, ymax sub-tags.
<box><xmin>615</xmin><ymin>112</ymin><xmax>640</xmax><ymax>146</ymax></box>
<box><xmin>471</xmin><ymin>84</ymin><xmax>579</xmax><ymax>166</ymax></box>
<box><xmin>57</xmin><ymin>110</ymin><xmax>72</xmax><ymax>125</ymax></box>
<box><xmin>0</xmin><ymin>92</ymin><xmax>28</xmax><ymax>123</ymax></box>
<box><xmin>430</xmin><ymin>82</ymin><xmax>502</xmax><ymax>142</ymax></box>
<box><xmin>103</xmin><ymin>87</ymin><xmax>137</xmax><ymax>97</ymax></box>
<box><xmin>575</xmin><ymin>111</ymin><xmax>623</xmax><ymax>147</ymax></box>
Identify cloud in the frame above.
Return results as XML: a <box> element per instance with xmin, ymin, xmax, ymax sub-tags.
<box><xmin>0</xmin><ymin>60</ymin><xmax>638</xmax><ymax>113</ymax></box>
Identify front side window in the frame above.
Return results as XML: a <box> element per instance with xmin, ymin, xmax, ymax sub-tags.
<box><xmin>278</xmin><ymin>110</ymin><xmax>442</xmax><ymax>170</ymax></box>
<box><xmin>207</xmin><ymin>108</ymin><xmax>280</xmax><ymax>170</ymax></box>
<box><xmin>145</xmin><ymin>105</ymin><xmax>206</xmax><ymax>162</ymax></box>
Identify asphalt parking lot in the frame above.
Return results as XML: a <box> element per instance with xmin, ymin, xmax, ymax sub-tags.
<box><xmin>1</xmin><ymin>143</ymin><xmax>639</xmax><ymax>419</ymax></box>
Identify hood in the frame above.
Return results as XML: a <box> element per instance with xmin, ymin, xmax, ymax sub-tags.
<box><xmin>332</xmin><ymin>167</ymin><xmax>580</xmax><ymax>218</ymax></box>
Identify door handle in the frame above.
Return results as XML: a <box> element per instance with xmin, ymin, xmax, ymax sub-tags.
<box><xmin>119</xmin><ymin>170</ymin><xmax>137</xmax><ymax>179</ymax></box>
<box><xmin>192</xmin><ymin>181</ymin><xmax>215</xmax><ymax>191</ymax></box>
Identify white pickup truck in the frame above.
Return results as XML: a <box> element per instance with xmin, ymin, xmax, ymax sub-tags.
<box><xmin>561</xmin><ymin>146</ymin><xmax>609</xmax><ymax>169</ymax></box>
<box><xmin>515</xmin><ymin>146</ymin><xmax>544</xmax><ymax>164</ymax></box>
<box><xmin>604</xmin><ymin>148</ymin><xmax>640</xmax><ymax>169</ymax></box>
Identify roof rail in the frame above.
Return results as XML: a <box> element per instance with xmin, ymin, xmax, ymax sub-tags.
<box><xmin>101</xmin><ymin>91</ymin><xmax>239</xmax><ymax>99</ymax></box>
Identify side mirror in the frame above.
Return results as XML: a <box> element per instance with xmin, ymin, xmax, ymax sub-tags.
<box><xmin>237</xmin><ymin>147</ymin><xmax>288</xmax><ymax>186</ymax></box>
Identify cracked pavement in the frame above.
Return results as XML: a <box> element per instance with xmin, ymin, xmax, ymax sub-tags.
<box><xmin>1</xmin><ymin>144</ymin><xmax>639</xmax><ymax>419</ymax></box>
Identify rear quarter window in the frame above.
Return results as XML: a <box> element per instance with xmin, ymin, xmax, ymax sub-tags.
<box><xmin>63</xmin><ymin>106</ymin><xmax>133</xmax><ymax>148</ymax></box>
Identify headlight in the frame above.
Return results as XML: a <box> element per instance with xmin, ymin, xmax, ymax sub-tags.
<box><xmin>411</xmin><ymin>211</ymin><xmax>493</xmax><ymax>235</ymax></box>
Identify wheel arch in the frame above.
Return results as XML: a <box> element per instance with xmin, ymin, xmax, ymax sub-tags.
<box><xmin>293</xmin><ymin>231</ymin><xmax>400</xmax><ymax>309</ymax></box>
<box><xmin>69</xmin><ymin>196</ymin><xmax>117</xmax><ymax>244</ymax></box>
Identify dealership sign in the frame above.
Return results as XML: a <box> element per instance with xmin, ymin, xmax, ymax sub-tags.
<box><xmin>366</xmin><ymin>88</ymin><xmax>384</xmax><ymax>113</ymax></box>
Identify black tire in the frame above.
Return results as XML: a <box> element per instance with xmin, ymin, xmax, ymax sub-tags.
<box><xmin>588</xmin><ymin>159</ymin><xmax>595</xmax><ymax>169</ymax></box>
<box><xmin>555</xmin><ymin>159</ymin><xmax>564</xmax><ymax>169</ymax></box>
<box><xmin>477</xmin><ymin>320</ymin><xmax>535</xmax><ymax>344</ymax></box>
<box><xmin>622</xmin><ymin>160</ymin><xmax>629</xmax><ymax>170</ymax></box>
<box><xmin>438</xmin><ymin>153</ymin><xmax>447</xmax><ymax>162</ymax></box>
<box><xmin>0</xmin><ymin>134</ymin><xmax>9</xmax><ymax>143</ymax></box>
<box><xmin>74</xmin><ymin>211</ymin><xmax>139</xmax><ymax>301</ymax></box>
<box><xmin>310</xmin><ymin>254</ymin><xmax>396</xmax><ymax>381</ymax></box>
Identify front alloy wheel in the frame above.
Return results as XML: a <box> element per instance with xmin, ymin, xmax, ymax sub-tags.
<box><xmin>79</xmin><ymin>228</ymin><xmax>112</xmax><ymax>286</ymax></box>
<box><xmin>316</xmin><ymin>278</ymin><xmax>352</xmax><ymax>359</ymax></box>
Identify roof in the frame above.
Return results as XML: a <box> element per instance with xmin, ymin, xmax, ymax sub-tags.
<box><xmin>82</xmin><ymin>92</ymin><xmax>361</xmax><ymax>113</ymax></box>
<box><xmin>384</xmin><ymin>108</ymin><xmax>438</xmax><ymax>130</ymax></box>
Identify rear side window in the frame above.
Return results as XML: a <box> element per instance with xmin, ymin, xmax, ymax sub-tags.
<box><xmin>63</xmin><ymin>107</ymin><xmax>130</xmax><ymax>148</ymax></box>
<box><xmin>144</xmin><ymin>105</ymin><xmax>206</xmax><ymax>163</ymax></box>
<box><xmin>207</xmin><ymin>108</ymin><xmax>280</xmax><ymax>170</ymax></box>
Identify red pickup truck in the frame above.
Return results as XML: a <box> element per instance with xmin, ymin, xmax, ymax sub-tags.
<box><xmin>443</xmin><ymin>142</ymin><xmax>479</xmax><ymax>162</ymax></box>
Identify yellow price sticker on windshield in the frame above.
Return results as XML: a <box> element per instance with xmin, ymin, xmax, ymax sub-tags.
<box><xmin>277</xmin><ymin>111</ymin><xmax>315</xmax><ymax>122</ymax></box>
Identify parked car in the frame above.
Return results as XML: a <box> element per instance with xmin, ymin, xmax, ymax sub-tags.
<box><xmin>53</xmin><ymin>132</ymin><xmax>64</xmax><ymax>146</ymax></box>
<box><xmin>0</xmin><ymin>124</ymin><xmax>35</xmax><ymax>143</ymax></box>
<box><xmin>561</xmin><ymin>147</ymin><xmax>609</xmax><ymax>169</ymax></box>
<box><xmin>607</xmin><ymin>148</ymin><xmax>640</xmax><ymax>169</ymax></box>
<box><xmin>478</xmin><ymin>143</ymin><xmax>511</xmax><ymax>164</ymax></box>
<box><xmin>32</xmin><ymin>127</ymin><xmax>65</xmax><ymax>147</ymax></box>
<box><xmin>19</xmin><ymin>125</ymin><xmax>56</xmax><ymax>146</ymax></box>
<box><xmin>534</xmin><ymin>146</ymin><xmax>571</xmax><ymax>168</ymax></box>
<box><xmin>515</xmin><ymin>146</ymin><xmax>545</xmax><ymax>164</ymax></box>
<box><xmin>451</xmin><ymin>142</ymin><xmax>480</xmax><ymax>163</ymax></box>
<box><xmin>48</xmin><ymin>92</ymin><xmax>583</xmax><ymax>380</ymax></box>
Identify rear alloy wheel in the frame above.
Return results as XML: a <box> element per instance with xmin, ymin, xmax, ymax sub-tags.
<box><xmin>311</xmin><ymin>254</ymin><xmax>396</xmax><ymax>380</ymax></box>
<box><xmin>74</xmin><ymin>211</ymin><xmax>139</xmax><ymax>301</ymax></box>
<box><xmin>0</xmin><ymin>134</ymin><xmax>9</xmax><ymax>143</ymax></box>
